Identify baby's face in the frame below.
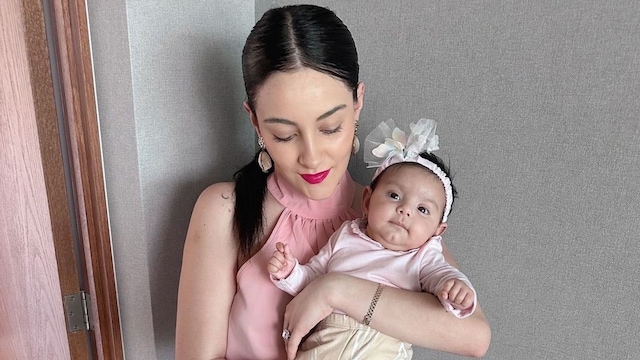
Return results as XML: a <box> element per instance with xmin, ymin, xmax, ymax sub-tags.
<box><xmin>362</xmin><ymin>165</ymin><xmax>447</xmax><ymax>251</ymax></box>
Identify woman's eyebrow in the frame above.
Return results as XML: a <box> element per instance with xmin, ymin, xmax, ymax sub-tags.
<box><xmin>263</xmin><ymin>117</ymin><xmax>295</xmax><ymax>125</ymax></box>
<box><xmin>316</xmin><ymin>104</ymin><xmax>347</xmax><ymax>121</ymax></box>
<box><xmin>263</xmin><ymin>104</ymin><xmax>347</xmax><ymax>125</ymax></box>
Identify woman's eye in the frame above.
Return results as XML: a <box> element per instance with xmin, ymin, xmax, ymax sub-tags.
<box><xmin>418</xmin><ymin>206</ymin><xmax>428</xmax><ymax>214</ymax></box>
<box><xmin>388</xmin><ymin>192</ymin><xmax>400</xmax><ymax>200</ymax></box>
<box><xmin>273</xmin><ymin>135</ymin><xmax>295</xmax><ymax>142</ymax></box>
<box><xmin>321</xmin><ymin>126</ymin><xmax>342</xmax><ymax>135</ymax></box>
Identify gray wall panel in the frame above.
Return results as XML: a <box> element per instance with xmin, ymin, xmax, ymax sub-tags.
<box><xmin>263</xmin><ymin>1</ymin><xmax>640</xmax><ymax>359</ymax></box>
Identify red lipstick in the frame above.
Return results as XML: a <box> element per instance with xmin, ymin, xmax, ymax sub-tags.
<box><xmin>300</xmin><ymin>170</ymin><xmax>330</xmax><ymax>184</ymax></box>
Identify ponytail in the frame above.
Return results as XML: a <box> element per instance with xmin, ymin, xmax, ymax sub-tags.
<box><xmin>233</xmin><ymin>152</ymin><xmax>273</xmax><ymax>256</ymax></box>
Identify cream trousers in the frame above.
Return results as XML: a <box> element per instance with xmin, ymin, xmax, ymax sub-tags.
<box><xmin>296</xmin><ymin>313</ymin><xmax>413</xmax><ymax>360</ymax></box>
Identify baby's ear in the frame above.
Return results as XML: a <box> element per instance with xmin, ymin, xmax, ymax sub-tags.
<box><xmin>434</xmin><ymin>222</ymin><xmax>448</xmax><ymax>237</ymax></box>
<box><xmin>361</xmin><ymin>185</ymin><xmax>373</xmax><ymax>217</ymax></box>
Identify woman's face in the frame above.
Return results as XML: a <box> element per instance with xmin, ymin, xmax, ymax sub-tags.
<box><xmin>248</xmin><ymin>68</ymin><xmax>364</xmax><ymax>200</ymax></box>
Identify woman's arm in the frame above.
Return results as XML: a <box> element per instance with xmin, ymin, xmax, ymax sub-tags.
<box><xmin>175</xmin><ymin>183</ymin><xmax>238</xmax><ymax>360</ymax></box>
<box><xmin>283</xmin><ymin>241</ymin><xmax>491</xmax><ymax>359</ymax></box>
<box><xmin>332</xmin><ymin>275</ymin><xmax>490</xmax><ymax>356</ymax></box>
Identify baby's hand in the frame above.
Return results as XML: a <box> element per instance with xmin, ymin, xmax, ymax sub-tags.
<box><xmin>267</xmin><ymin>242</ymin><xmax>296</xmax><ymax>280</ymax></box>
<box><xmin>438</xmin><ymin>279</ymin><xmax>474</xmax><ymax>310</ymax></box>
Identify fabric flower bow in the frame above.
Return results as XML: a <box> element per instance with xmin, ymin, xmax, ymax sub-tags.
<box><xmin>364</xmin><ymin>118</ymin><xmax>440</xmax><ymax>171</ymax></box>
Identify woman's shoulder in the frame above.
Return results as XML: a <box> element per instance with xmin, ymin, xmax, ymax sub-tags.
<box><xmin>198</xmin><ymin>181</ymin><xmax>235</xmax><ymax>205</ymax></box>
<box><xmin>188</xmin><ymin>181</ymin><xmax>237</xmax><ymax>245</ymax></box>
<box><xmin>192</xmin><ymin>182</ymin><xmax>235</xmax><ymax>217</ymax></box>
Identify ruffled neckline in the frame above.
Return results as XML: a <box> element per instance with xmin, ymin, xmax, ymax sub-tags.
<box><xmin>267</xmin><ymin>172</ymin><xmax>355</xmax><ymax>220</ymax></box>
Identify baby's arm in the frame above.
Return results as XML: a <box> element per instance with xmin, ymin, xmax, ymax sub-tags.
<box><xmin>268</xmin><ymin>242</ymin><xmax>296</xmax><ymax>280</ymax></box>
<box><xmin>420</xmin><ymin>238</ymin><xmax>477</xmax><ymax>318</ymax></box>
<box><xmin>268</xmin><ymin>229</ymin><xmax>341</xmax><ymax>296</ymax></box>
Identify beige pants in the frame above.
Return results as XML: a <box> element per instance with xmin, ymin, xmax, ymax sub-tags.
<box><xmin>296</xmin><ymin>314</ymin><xmax>413</xmax><ymax>360</ymax></box>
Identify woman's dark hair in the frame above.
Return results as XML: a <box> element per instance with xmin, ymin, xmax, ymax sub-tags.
<box><xmin>234</xmin><ymin>5</ymin><xmax>360</xmax><ymax>257</ymax></box>
<box><xmin>370</xmin><ymin>152</ymin><xmax>459</xmax><ymax>221</ymax></box>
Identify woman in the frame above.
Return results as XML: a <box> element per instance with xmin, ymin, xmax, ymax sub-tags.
<box><xmin>175</xmin><ymin>4</ymin><xmax>491</xmax><ymax>360</ymax></box>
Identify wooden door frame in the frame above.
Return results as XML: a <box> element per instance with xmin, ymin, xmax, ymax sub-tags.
<box><xmin>21</xmin><ymin>0</ymin><xmax>90</xmax><ymax>358</ymax></box>
<box><xmin>44</xmin><ymin>0</ymin><xmax>124</xmax><ymax>358</ymax></box>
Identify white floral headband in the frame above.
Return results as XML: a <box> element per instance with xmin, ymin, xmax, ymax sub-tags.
<box><xmin>364</xmin><ymin>118</ymin><xmax>454</xmax><ymax>222</ymax></box>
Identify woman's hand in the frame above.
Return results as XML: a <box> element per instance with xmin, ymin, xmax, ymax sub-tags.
<box><xmin>282</xmin><ymin>274</ymin><xmax>336</xmax><ymax>360</ymax></box>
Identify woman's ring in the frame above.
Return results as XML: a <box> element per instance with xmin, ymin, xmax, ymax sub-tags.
<box><xmin>282</xmin><ymin>329</ymin><xmax>291</xmax><ymax>340</ymax></box>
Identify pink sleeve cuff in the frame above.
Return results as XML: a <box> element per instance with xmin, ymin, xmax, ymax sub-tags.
<box><xmin>271</xmin><ymin>260</ymin><xmax>303</xmax><ymax>296</ymax></box>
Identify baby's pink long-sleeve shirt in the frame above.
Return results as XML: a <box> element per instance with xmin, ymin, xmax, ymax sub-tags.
<box><xmin>274</xmin><ymin>219</ymin><xmax>477</xmax><ymax>318</ymax></box>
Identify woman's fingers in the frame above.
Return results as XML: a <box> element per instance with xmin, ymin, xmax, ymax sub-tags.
<box><xmin>282</xmin><ymin>275</ymin><xmax>335</xmax><ymax>359</ymax></box>
<box><xmin>286</xmin><ymin>328</ymin><xmax>303</xmax><ymax>360</ymax></box>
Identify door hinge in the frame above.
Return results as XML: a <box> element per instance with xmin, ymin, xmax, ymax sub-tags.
<box><xmin>64</xmin><ymin>291</ymin><xmax>91</xmax><ymax>332</ymax></box>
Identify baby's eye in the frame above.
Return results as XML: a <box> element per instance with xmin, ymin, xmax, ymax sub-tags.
<box><xmin>388</xmin><ymin>192</ymin><xmax>400</xmax><ymax>200</ymax></box>
<box><xmin>418</xmin><ymin>206</ymin><xmax>428</xmax><ymax>214</ymax></box>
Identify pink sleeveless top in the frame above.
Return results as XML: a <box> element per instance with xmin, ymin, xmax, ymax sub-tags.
<box><xmin>226</xmin><ymin>172</ymin><xmax>360</xmax><ymax>360</ymax></box>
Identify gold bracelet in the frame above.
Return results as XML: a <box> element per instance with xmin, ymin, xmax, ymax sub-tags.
<box><xmin>363</xmin><ymin>283</ymin><xmax>385</xmax><ymax>326</ymax></box>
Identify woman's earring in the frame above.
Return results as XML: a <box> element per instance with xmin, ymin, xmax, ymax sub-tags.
<box><xmin>257</xmin><ymin>137</ymin><xmax>273</xmax><ymax>173</ymax></box>
<box><xmin>351</xmin><ymin>120</ymin><xmax>360</xmax><ymax>155</ymax></box>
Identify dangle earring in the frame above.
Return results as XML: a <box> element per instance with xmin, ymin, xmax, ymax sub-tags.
<box><xmin>351</xmin><ymin>120</ymin><xmax>360</xmax><ymax>155</ymax></box>
<box><xmin>257</xmin><ymin>136</ymin><xmax>273</xmax><ymax>173</ymax></box>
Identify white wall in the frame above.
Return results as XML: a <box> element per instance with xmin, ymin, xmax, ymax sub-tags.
<box><xmin>88</xmin><ymin>1</ymin><xmax>255</xmax><ymax>359</ymax></box>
